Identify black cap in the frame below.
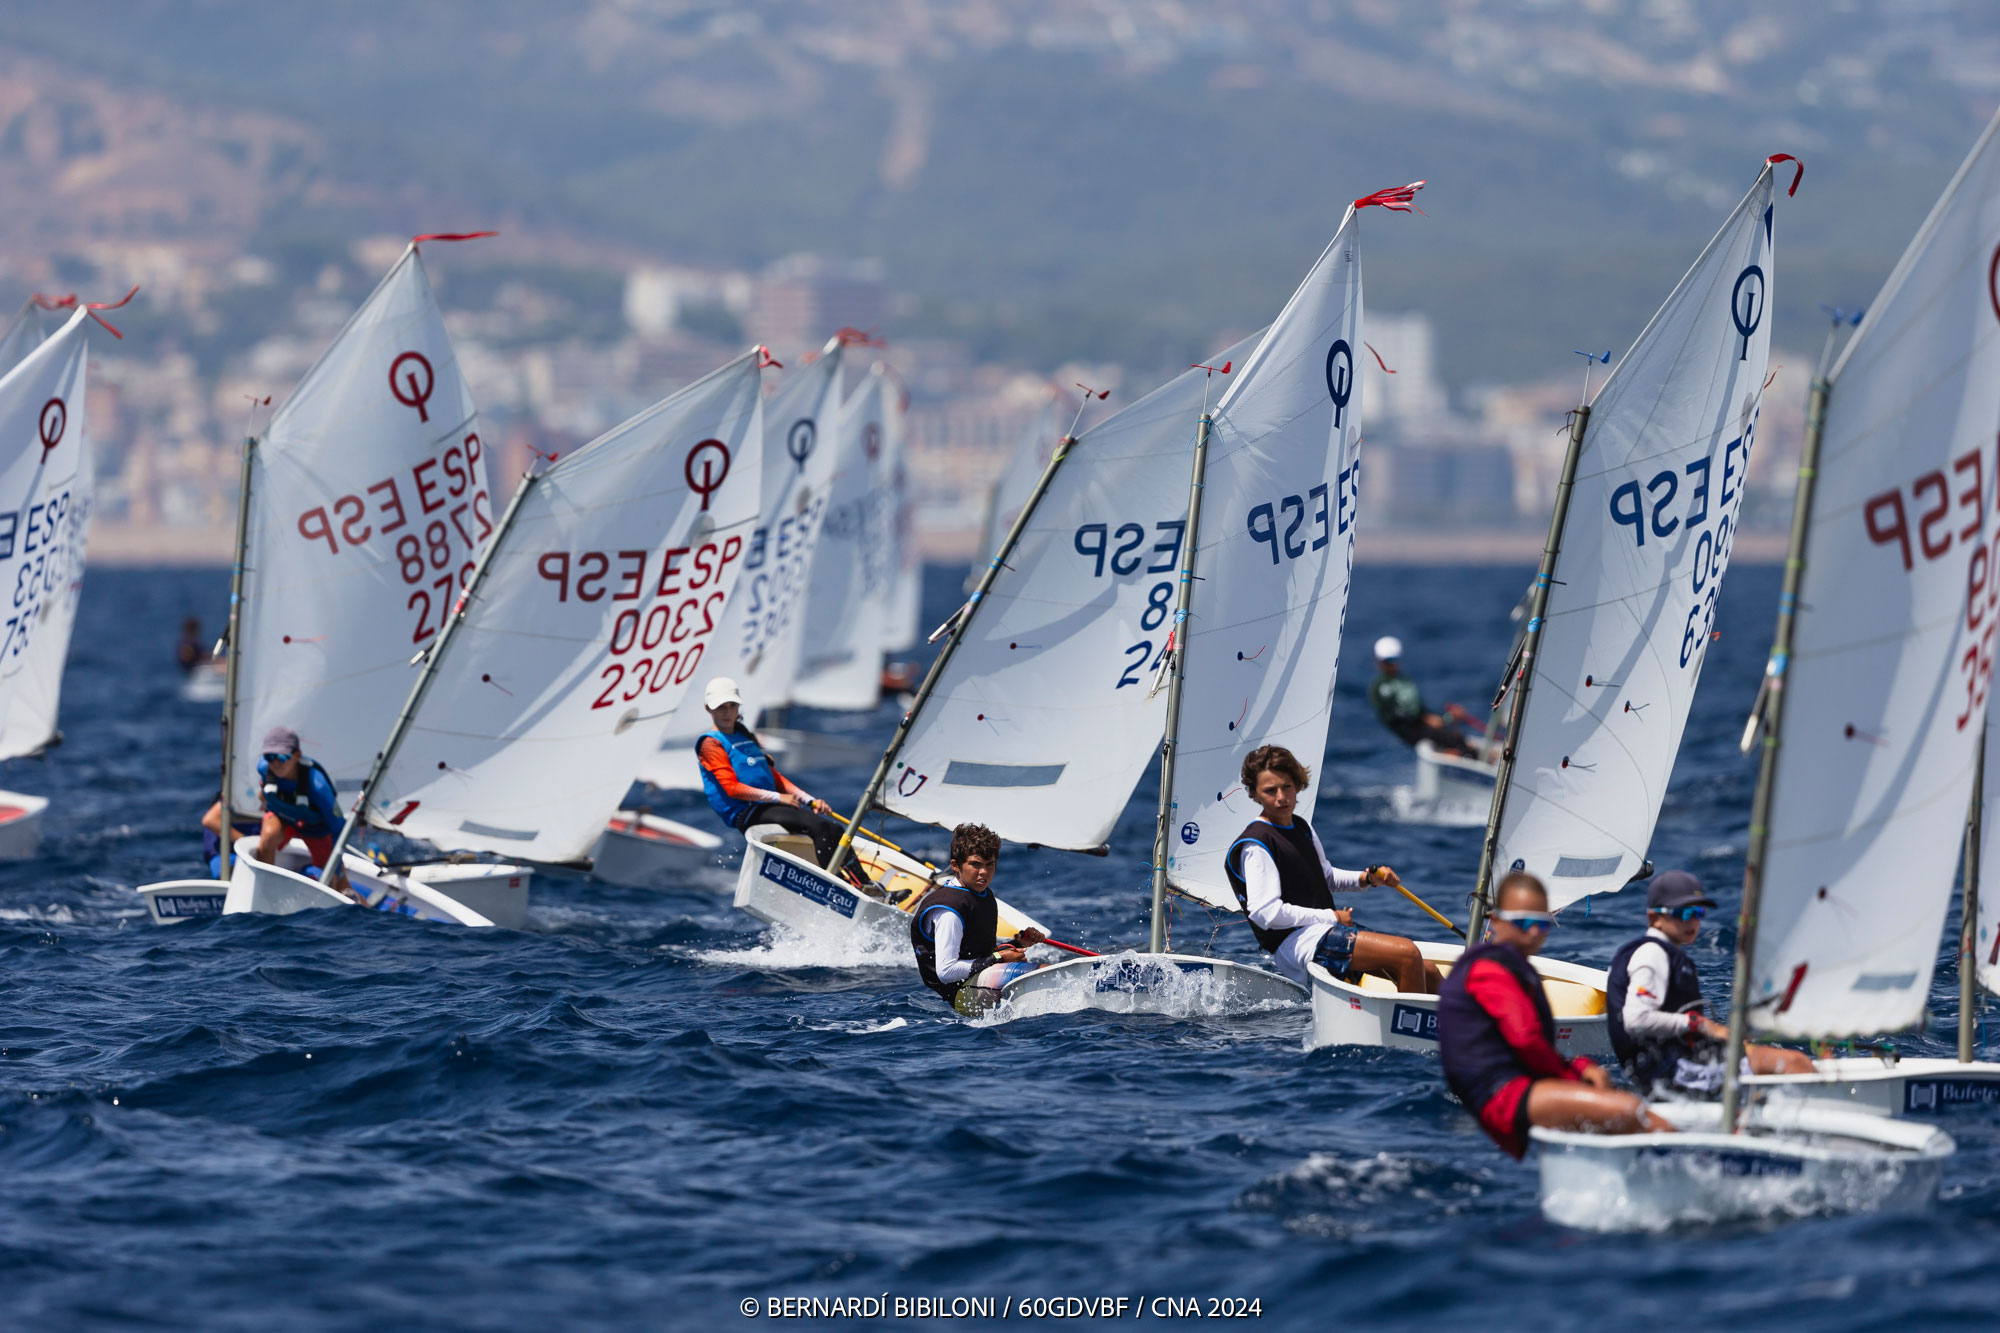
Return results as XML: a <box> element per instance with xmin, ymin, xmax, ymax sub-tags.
<box><xmin>1647</xmin><ymin>869</ymin><xmax>1716</xmax><ymax>912</ymax></box>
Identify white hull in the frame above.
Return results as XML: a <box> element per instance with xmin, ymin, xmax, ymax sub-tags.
<box><xmin>590</xmin><ymin>812</ymin><xmax>724</xmax><ymax>885</ymax></box>
<box><xmin>994</xmin><ymin>952</ymin><xmax>1306</xmax><ymax>1021</ymax></box>
<box><xmin>1745</xmin><ymin>1055</ymin><xmax>2000</xmax><ymax>1116</ymax></box>
<box><xmin>219</xmin><ymin>837</ymin><xmax>531</xmax><ymax>929</ymax></box>
<box><xmin>137</xmin><ymin>878</ymin><xmax>228</xmax><ymax>925</ymax></box>
<box><xmin>733</xmin><ymin>824</ymin><xmax>1044</xmax><ymax>955</ymax></box>
<box><xmin>0</xmin><ymin>790</ymin><xmax>46</xmax><ymax>860</ymax></box>
<box><xmin>1391</xmin><ymin>741</ymin><xmax>1497</xmax><ymax>826</ymax></box>
<box><xmin>1308</xmin><ymin>939</ymin><xmax>1611</xmax><ymax>1056</ymax></box>
<box><xmin>177</xmin><ymin>664</ymin><xmax>227</xmax><ymax>703</ymax></box>
<box><xmin>1534</xmin><ymin>1099</ymin><xmax>1953</xmax><ymax>1232</ymax></box>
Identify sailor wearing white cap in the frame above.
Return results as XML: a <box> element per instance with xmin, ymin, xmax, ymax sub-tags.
<box><xmin>1366</xmin><ymin>636</ymin><xmax>1469</xmax><ymax>755</ymax></box>
<box><xmin>694</xmin><ymin>677</ymin><xmax>846</xmax><ymax>867</ymax></box>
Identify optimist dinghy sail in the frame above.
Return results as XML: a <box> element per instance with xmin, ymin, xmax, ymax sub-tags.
<box><xmin>880</xmin><ymin>331</ymin><xmax>1263</xmax><ymax>850</ymax></box>
<box><xmin>334</xmin><ymin>350</ymin><xmax>765</xmax><ymax>865</ymax></box>
<box><xmin>1484</xmin><ymin>166</ymin><xmax>1779</xmax><ymax>913</ymax></box>
<box><xmin>791</xmin><ymin>367</ymin><xmax>894</xmax><ymax>710</ymax></box>
<box><xmin>0</xmin><ymin>308</ymin><xmax>93</xmax><ymax>759</ymax></box>
<box><xmin>881</xmin><ymin>378</ymin><xmax>921</xmax><ymax>655</ymax></box>
<box><xmin>226</xmin><ymin>243</ymin><xmax>495</xmax><ymax>812</ymax></box>
<box><xmin>1732</xmin><ymin>124</ymin><xmax>2000</xmax><ymax>1046</ymax></box>
<box><xmin>639</xmin><ymin>343</ymin><xmax>846</xmax><ymax>780</ymax></box>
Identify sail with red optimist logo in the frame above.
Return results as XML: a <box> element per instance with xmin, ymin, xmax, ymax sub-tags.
<box><xmin>229</xmin><ymin>245</ymin><xmax>495</xmax><ymax>809</ymax></box>
<box><xmin>357</xmin><ymin>349</ymin><xmax>764</xmax><ymax>863</ymax></box>
<box><xmin>0</xmin><ymin>308</ymin><xmax>92</xmax><ymax>759</ymax></box>
<box><xmin>1759</xmin><ymin>110</ymin><xmax>2000</xmax><ymax>1037</ymax></box>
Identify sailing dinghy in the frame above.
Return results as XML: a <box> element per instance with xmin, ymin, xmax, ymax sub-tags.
<box><xmin>1717</xmin><ymin>111</ymin><xmax>2000</xmax><ymax>1120</ymax></box>
<box><xmin>1531</xmin><ymin>135</ymin><xmax>2000</xmax><ymax>1225</ymax></box>
<box><xmin>277</xmin><ymin>347</ymin><xmax>770</xmax><ymax>927</ymax></box>
<box><xmin>595</xmin><ymin>340</ymin><xmax>853</xmax><ymax>882</ymax></box>
<box><xmin>1312</xmin><ymin>160</ymin><xmax>1789</xmax><ymax>1053</ymax></box>
<box><xmin>0</xmin><ymin>304</ymin><xmax>97</xmax><ymax>861</ymax></box>
<box><xmin>132</xmin><ymin>238</ymin><xmax>532</xmax><ymax>925</ymax></box>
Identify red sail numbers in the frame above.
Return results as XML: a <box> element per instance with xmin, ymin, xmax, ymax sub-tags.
<box><xmin>536</xmin><ymin>538</ymin><xmax>746</xmax><ymax>710</ymax></box>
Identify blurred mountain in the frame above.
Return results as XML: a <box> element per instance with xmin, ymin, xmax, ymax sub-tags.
<box><xmin>0</xmin><ymin>0</ymin><xmax>1994</xmax><ymax>387</ymax></box>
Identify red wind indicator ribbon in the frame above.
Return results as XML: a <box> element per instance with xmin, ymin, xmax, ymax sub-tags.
<box><xmin>756</xmin><ymin>345</ymin><xmax>784</xmax><ymax>369</ymax></box>
<box><xmin>1365</xmin><ymin>342</ymin><xmax>1396</xmax><ymax>373</ymax></box>
<box><xmin>1353</xmin><ymin>180</ymin><xmax>1426</xmax><ymax>213</ymax></box>
<box><xmin>1765</xmin><ymin>154</ymin><xmax>1803</xmax><ymax>197</ymax></box>
<box><xmin>834</xmin><ymin>326</ymin><xmax>886</xmax><ymax>348</ymax></box>
<box><xmin>30</xmin><ymin>293</ymin><xmax>76</xmax><ymax>310</ymax></box>
<box><xmin>411</xmin><ymin>231</ymin><xmax>498</xmax><ymax>245</ymax></box>
<box><xmin>84</xmin><ymin>285</ymin><xmax>139</xmax><ymax>339</ymax></box>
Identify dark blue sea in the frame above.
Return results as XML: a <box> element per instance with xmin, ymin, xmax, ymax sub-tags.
<box><xmin>6</xmin><ymin>561</ymin><xmax>1993</xmax><ymax>1330</ymax></box>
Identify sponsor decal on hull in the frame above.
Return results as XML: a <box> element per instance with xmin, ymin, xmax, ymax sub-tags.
<box><xmin>758</xmin><ymin>852</ymin><xmax>856</xmax><ymax>918</ymax></box>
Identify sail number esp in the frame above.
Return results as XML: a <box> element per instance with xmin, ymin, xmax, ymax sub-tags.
<box><xmin>536</xmin><ymin>539</ymin><xmax>745</xmax><ymax>710</ymax></box>
<box><xmin>1075</xmin><ymin>520</ymin><xmax>1184</xmax><ymax>689</ymax></box>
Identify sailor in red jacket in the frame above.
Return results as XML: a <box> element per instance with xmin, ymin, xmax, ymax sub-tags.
<box><xmin>1439</xmin><ymin>872</ymin><xmax>1671</xmax><ymax>1158</ymax></box>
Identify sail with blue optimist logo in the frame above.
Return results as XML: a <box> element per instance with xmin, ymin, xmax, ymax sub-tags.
<box><xmin>791</xmin><ymin>365</ymin><xmax>895</xmax><ymax>710</ymax></box>
<box><xmin>1496</xmin><ymin>163</ymin><xmax>1780</xmax><ymax>911</ymax></box>
<box><xmin>1163</xmin><ymin>205</ymin><xmax>1368</xmax><ymax>913</ymax></box>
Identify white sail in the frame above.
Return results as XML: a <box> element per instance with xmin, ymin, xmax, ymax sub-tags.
<box><xmin>882</xmin><ymin>331</ymin><xmax>1264</xmax><ymax>849</ymax></box>
<box><xmin>1751</xmin><ymin>116</ymin><xmax>2000</xmax><ymax>1038</ymax></box>
<box><xmin>358</xmin><ymin>352</ymin><xmax>764</xmax><ymax>862</ymax></box>
<box><xmin>790</xmin><ymin>367</ymin><xmax>893</xmax><ymax>709</ymax></box>
<box><xmin>1162</xmin><ymin>213</ymin><xmax>1367</xmax><ymax>912</ymax></box>
<box><xmin>881</xmin><ymin>379</ymin><xmax>921</xmax><ymax>653</ymax></box>
<box><xmin>0</xmin><ymin>309</ymin><xmax>91</xmax><ymax>759</ymax></box>
<box><xmin>1498</xmin><ymin>169</ymin><xmax>1778</xmax><ymax>910</ymax></box>
<box><xmin>971</xmin><ymin>393</ymin><xmax>1062</xmax><ymax>580</ymax></box>
<box><xmin>0</xmin><ymin>300</ymin><xmax>49</xmax><ymax>378</ymax></box>
<box><xmin>659</xmin><ymin>345</ymin><xmax>846</xmax><ymax>735</ymax></box>
<box><xmin>228</xmin><ymin>246</ymin><xmax>493</xmax><ymax>810</ymax></box>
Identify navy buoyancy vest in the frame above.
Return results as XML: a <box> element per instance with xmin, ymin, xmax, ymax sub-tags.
<box><xmin>257</xmin><ymin>756</ymin><xmax>340</xmax><ymax>838</ymax></box>
<box><xmin>1605</xmin><ymin>933</ymin><xmax>1707</xmax><ymax>1092</ymax></box>
<box><xmin>1223</xmin><ymin>819</ymin><xmax>1331</xmax><ymax>954</ymax></box>
<box><xmin>909</xmin><ymin>877</ymin><xmax>999</xmax><ymax>1003</ymax></box>
<box><xmin>1438</xmin><ymin>940</ymin><xmax>1560</xmax><ymax>1112</ymax></box>
<box><xmin>697</xmin><ymin>726</ymin><xmax>780</xmax><ymax>828</ymax></box>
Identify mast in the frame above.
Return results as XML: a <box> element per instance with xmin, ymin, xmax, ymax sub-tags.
<box><xmin>1467</xmin><ymin>402</ymin><xmax>1591</xmax><ymax>942</ymax></box>
<box><xmin>320</xmin><ymin>465</ymin><xmax>543</xmax><ymax>890</ymax></box>
<box><xmin>828</xmin><ymin>429</ymin><xmax>1081</xmax><ymax>877</ymax></box>
<box><xmin>218</xmin><ymin>433</ymin><xmax>256</xmax><ymax>839</ymax></box>
<box><xmin>1147</xmin><ymin>409</ymin><xmax>1215</xmax><ymax>953</ymax></box>
<box><xmin>1962</xmin><ymin>730</ymin><xmax>1984</xmax><ymax>1063</ymax></box>
<box><xmin>1722</xmin><ymin>367</ymin><xmax>1832</xmax><ymax>1132</ymax></box>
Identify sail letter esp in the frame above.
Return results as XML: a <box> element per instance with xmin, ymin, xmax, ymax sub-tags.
<box><xmin>1164</xmin><ymin>204</ymin><xmax>1371</xmax><ymax>913</ymax></box>
<box><xmin>1494</xmin><ymin>164</ymin><xmax>1780</xmax><ymax>910</ymax></box>
<box><xmin>358</xmin><ymin>350</ymin><xmax>765</xmax><ymax>863</ymax></box>
<box><xmin>0</xmin><ymin>309</ymin><xmax>92</xmax><ymax>759</ymax></box>
<box><xmin>882</xmin><ymin>331</ymin><xmax>1265</xmax><ymax>849</ymax></box>
<box><xmin>231</xmin><ymin>246</ymin><xmax>494</xmax><ymax>803</ymax></box>
<box><xmin>1752</xmin><ymin>112</ymin><xmax>2000</xmax><ymax>1038</ymax></box>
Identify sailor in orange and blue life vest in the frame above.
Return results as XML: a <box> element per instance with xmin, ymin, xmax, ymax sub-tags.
<box><xmin>696</xmin><ymin>677</ymin><xmax>845</xmax><ymax>866</ymax></box>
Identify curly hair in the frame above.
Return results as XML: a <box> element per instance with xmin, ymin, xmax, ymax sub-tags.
<box><xmin>949</xmin><ymin>822</ymin><xmax>1002</xmax><ymax>867</ymax></box>
<box><xmin>1240</xmin><ymin>744</ymin><xmax>1312</xmax><ymax>795</ymax></box>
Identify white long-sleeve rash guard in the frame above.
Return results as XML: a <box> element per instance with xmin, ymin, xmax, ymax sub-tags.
<box><xmin>1237</xmin><ymin>821</ymin><xmax>1365</xmax><ymax>985</ymax></box>
<box><xmin>1620</xmin><ymin>926</ymin><xmax>1706</xmax><ymax>1042</ymax></box>
<box><xmin>929</xmin><ymin>907</ymin><xmax>980</xmax><ymax>987</ymax></box>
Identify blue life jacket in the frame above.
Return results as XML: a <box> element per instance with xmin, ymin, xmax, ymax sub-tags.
<box><xmin>1605</xmin><ymin>932</ymin><xmax>1707</xmax><ymax>1094</ymax></box>
<box><xmin>1438</xmin><ymin>939</ymin><xmax>1560</xmax><ymax>1112</ymax></box>
<box><xmin>256</xmin><ymin>755</ymin><xmax>342</xmax><ymax>839</ymax></box>
<box><xmin>697</xmin><ymin>726</ymin><xmax>780</xmax><ymax>829</ymax></box>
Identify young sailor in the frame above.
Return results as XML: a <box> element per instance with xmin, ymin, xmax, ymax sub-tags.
<box><xmin>694</xmin><ymin>677</ymin><xmax>843</xmax><ymax>867</ymax></box>
<box><xmin>1439</xmin><ymin>872</ymin><xmax>1671</xmax><ymax>1158</ymax></box>
<box><xmin>909</xmin><ymin>823</ymin><xmax>1045</xmax><ymax>1015</ymax></box>
<box><xmin>250</xmin><ymin>725</ymin><xmax>349</xmax><ymax>890</ymax></box>
<box><xmin>198</xmin><ymin>800</ymin><xmax>260</xmax><ymax>878</ymax></box>
<box><xmin>1606</xmin><ymin>870</ymin><xmax>1813</xmax><ymax>1095</ymax></box>
<box><xmin>1367</xmin><ymin>636</ymin><xmax>1469</xmax><ymax>754</ymax></box>
<box><xmin>1223</xmin><ymin>744</ymin><xmax>1439</xmax><ymax>992</ymax></box>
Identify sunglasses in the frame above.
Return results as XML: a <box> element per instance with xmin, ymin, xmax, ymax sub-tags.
<box><xmin>1663</xmin><ymin>905</ymin><xmax>1709</xmax><ymax>922</ymax></box>
<box><xmin>263</xmin><ymin>752</ymin><xmax>298</xmax><ymax>765</ymax></box>
<box><xmin>1495</xmin><ymin>910</ymin><xmax>1556</xmax><ymax>933</ymax></box>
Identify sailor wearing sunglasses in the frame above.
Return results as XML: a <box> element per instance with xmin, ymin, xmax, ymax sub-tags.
<box><xmin>1439</xmin><ymin>872</ymin><xmax>1669</xmax><ymax>1158</ymax></box>
<box><xmin>1606</xmin><ymin>870</ymin><xmax>1812</xmax><ymax>1095</ymax></box>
